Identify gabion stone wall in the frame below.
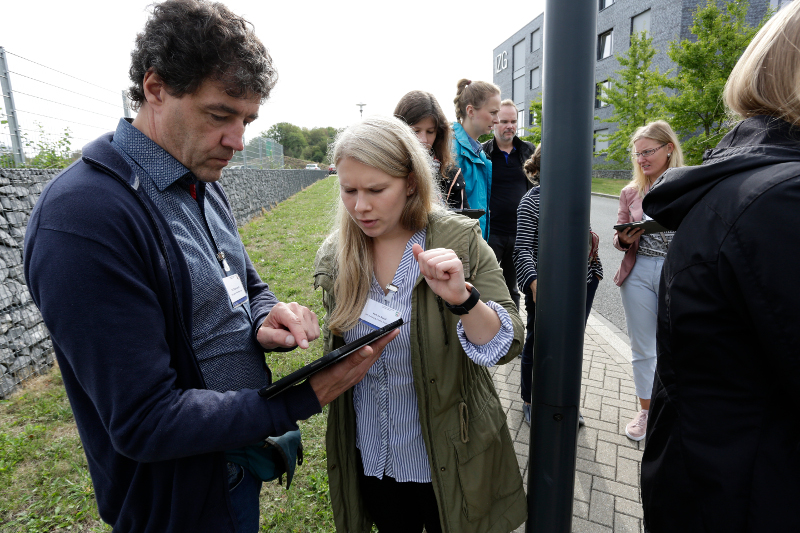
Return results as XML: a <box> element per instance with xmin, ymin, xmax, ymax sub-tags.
<box><xmin>0</xmin><ymin>166</ymin><xmax>329</xmax><ymax>398</ymax></box>
<box><xmin>0</xmin><ymin>168</ymin><xmax>60</xmax><ymax>398</ymax></box>
<box><xmin>592</xmin><ymin>169</ymin><xmax>631</xmax><ymax>181</ymax></box>
<box><xmin>220</xmin><ymin>168</ymin><xmax>328</xmax><ymax>226</ymax></box>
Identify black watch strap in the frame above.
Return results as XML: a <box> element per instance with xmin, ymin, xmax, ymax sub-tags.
<box><xmin>445</xmin><ymin>283</ymin><xmax>481</xmax><ymax>315</ymax></box>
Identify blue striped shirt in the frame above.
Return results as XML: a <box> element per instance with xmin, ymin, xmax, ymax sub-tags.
<box><xmin>111</xmin><ymin>119</ymin><xmax>269</xmax><ymax>393</ymax></box>
<box><xmin>345</xmin><ymin>228</ymin><xmax>514</xmax><ymax>482</ymax></box>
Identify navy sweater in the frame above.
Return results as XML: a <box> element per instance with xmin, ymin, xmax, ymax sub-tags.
<box><xmin>24</xmin><ymin>134</ymin><xmax>321</xmax><ymax>532</ymax></box>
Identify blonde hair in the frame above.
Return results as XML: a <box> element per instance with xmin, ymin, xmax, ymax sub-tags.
<box><xmin>500</xmin><ymin>99</ymin><xmax>518</xmax><ymax>112</ymax></box>
<box><xmin>326</xmin><ymin>116</ymin><xmax>445</xmax><ymax>334</ymax></box>
<box><xmin>628</xmin><ymin>120</ymin><xmax>684</xmax><ymax>197</ymax></box>
<box><xmin>724</xmin><ymin>1</ymin><xmax>800</xmax><ymax>126</ymax></box>
<box><xmin>453</xmin><ymin>78</ymin><xmax>501</xmax><ymax>122</ymax></box>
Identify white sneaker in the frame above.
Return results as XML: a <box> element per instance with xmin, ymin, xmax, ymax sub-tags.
<box><xmin>625</xmin><ymin>409</ymin><xmax>648</xmax><ymax>441</ymax></box>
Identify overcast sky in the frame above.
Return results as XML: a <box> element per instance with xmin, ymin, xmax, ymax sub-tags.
<box><xmin>3</xmin><ymin>0</ymin><xmax>545</xmax><ymax>149</ymax></box>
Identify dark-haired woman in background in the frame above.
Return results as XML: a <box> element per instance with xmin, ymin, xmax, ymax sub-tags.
<box><xmin>394</xmin><ymin>90</ymin><xmax>468</xmax><ymax>210</ymax></box>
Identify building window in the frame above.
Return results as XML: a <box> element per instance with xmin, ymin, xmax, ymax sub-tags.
<box><xmin>594</xmin><ymin>129</ymin><xmax>609</xmax><ymax>154</ymax></box>
<box><xmin>599</xmin><ymin>0</ymin><xmax>614</xmax><ymax>10</ymax></box>
<box><xmin>598</xmin><ymin>30</ymin><xmax>613</xmax><ymax>60</ymax></box>
<box><xmin>513</xmin><ymin>76</ymin><xmax>525</xmax><ymax>104</ymax></box>
<box><xmin>531</xmin><ymin>28</ymin><xmax>542</xmax><ymax>52</ymax></box>
<box><xmin>631</xmin><ymin>10</ymin><xmax>651</xmax><ymax>35</ymax></box>
<box><xmin>595</xmin><ymin>80</ymin><xmax>610</xmax><ymax>108</ymax></box>
<box><xmin>513</xmin><ymin>40</ymin><xmax>526</xmax><ymax>102</ymax></box>
<box><xmin>530</xmin><ymin>67</ymin><xmax>541</xmax><ymax>90</ymax></box>
<box><xmin>517</xmin><ymin>109</ymin><xmax>525</xmax><ymax>137</ymax></box>
<box><xmin>530</xmin><ymin>111</ymin><xmax>537</xmax><ymax>126</ymax></box>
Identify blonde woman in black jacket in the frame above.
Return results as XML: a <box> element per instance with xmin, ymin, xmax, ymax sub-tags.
<box><xmin>641</xmin><ymin>3</ymin><xmax>800</xmax><ymax>530</ymax></box>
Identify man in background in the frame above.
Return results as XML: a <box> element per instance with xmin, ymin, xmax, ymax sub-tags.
<box><xmin>482</xmin><ymin>100</ymin><xmax>536</xmax><ymax>308</ymax></box>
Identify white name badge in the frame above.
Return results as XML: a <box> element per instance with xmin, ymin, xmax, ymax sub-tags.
<box><xmin>359</xmin><ymin>298</ymin><xmax>402</xmax><ymax>330</ymax></box>
<box><xmin>222</xmin><ymin>273</ymin><xmax>248</xmax><ymax>307</ymax></box>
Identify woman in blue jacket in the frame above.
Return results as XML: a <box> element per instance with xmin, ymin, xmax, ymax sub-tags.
<box><xmin>452</xmin><ymin>79</ymin><xmax>501</xmax><ymax>238</ymax></box>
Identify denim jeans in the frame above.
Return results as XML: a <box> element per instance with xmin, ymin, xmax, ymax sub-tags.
<box><xmin>227</xmin><ymin>462</ymin><xmax>263</xmax><ymax>533</ymax></box>
<box><xmin>619</xmin><ymin>255</ymin><xmax>663</xmax><ymax>400</ymax></box>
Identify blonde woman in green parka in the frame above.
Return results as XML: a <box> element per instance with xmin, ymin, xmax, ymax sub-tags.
<box><xmin>314</xmin><ymin>115</ymin><xmax>526</xmax><ymax>533</ymax></box>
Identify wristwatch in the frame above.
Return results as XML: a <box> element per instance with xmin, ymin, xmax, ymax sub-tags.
<box><xmin>445</xmin><ymin>282</ymin><xmax>481</xmax><ymax>315</ymax></box>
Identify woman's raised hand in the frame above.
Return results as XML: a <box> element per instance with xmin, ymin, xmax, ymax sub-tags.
<box><xmin>412</xmin><ymin>243</ymin><xmax>471</xmax><ymax>306</ymax></box>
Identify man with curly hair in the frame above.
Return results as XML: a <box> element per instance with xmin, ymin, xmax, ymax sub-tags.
<box><xmin>23</xmin><ymin>1</ymin><xmax>391</xmax><ymax>531</ymax></box>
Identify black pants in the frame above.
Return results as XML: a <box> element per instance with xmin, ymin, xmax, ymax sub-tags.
<box><xmin>358</xmin><ymin>462</ymin><xmax>442</xmax><ymax>533</ymax></box>
<box><xmin>520</xmin><ymin>275</ymin><xmax>600</xmax><ymax>403</ymax></box>
<box><xmin>488</xmin><ymin>232</ymin><xmax>520</xmax><ymax>309</ymax></box>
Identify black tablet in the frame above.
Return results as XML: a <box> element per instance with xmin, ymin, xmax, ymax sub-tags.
<box><xmin>453</xmin><ymin>208</ymin><xmax>485</xmax><ymax>220</ymax></box>
<box><xmin>257</xmin><ymin>318</ymin><xmax>404</xmax><ymax>400</ymax></box>
<box><xmin>614</xmin><ymin>219</ymin><xmax>668</xmax><ymax>235</ymax></box>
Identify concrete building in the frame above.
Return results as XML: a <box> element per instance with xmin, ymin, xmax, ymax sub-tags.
<box><xmin>491</xmin><ymin>0</ymin><xmax>790</xmax><ymax>159</ymax></box>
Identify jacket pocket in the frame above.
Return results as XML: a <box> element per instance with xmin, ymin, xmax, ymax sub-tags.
<box><xmin>449</xmin><ymin>394</ymin><xmax>520</xmax><ymax>522</ymax></box>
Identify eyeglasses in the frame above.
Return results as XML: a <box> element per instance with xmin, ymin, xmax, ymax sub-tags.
<box><xmin>632</xmin><ymin>143</ymin><xmax>667</xmax><ymax>158</ymax></box>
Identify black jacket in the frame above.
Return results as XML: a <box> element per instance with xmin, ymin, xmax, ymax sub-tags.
<box><xmin>640</xmin><ymin>115</ymin><xmax>800</xmax><ymax>532</ymax></box>
<box><xmin>481</xmin><ymin>136</ymin><xmax>536</xmax><ymax>192</ymax></box>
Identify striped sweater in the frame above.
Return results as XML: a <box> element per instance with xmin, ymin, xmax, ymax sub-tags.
<box><xmin>513</xmin><ymin>185</ymin><xmax>603</xmax><ymax>292</ymax></box>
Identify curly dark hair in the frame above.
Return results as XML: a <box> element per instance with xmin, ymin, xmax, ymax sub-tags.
<box><xmin>128</xmin><ymin>0</ymin><xmax>278</xmax><ymax>110</ymax></box>
<box><xmin>523</xmin><ymin>144</ymin><xmax>541</xmax><ymax>185</ymax></box>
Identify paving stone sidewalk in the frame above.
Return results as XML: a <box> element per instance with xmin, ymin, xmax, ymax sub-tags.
<box><xmin>489</xmin><ymin>310</ymin><xmax>645</xmax><ymax>533</ymax></box>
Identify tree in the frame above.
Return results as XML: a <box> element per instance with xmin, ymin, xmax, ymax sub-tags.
<box><xmin>665</xmin><ymin>0</ymin><xmax>768</xmax><ymax>164</ymax></box>
<box><xmin>598</xmin><ymin>31</ymin><xmax>670</xmax><ymax>163</ymax></box>
<box><xmin>523</xmin><ymin>96</ymin><xmax>543</xmax><ymax>146</ymax></box>
<box><xmin>262</xmin><ymin>122</ymin><xmax>337</xmax><ymax>163</ymax></box>
<box><xmin>264</xmin><ymin>122</ymin><xmax>295</xmax><ymax>146</ymax></box>
<box><xmin>24</xmin><ymin>122</ymin><xmax>74</xmax><ymax>169</ymax></box>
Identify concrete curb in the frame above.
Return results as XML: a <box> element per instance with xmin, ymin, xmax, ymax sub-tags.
<box><xmin>591</xmin><ymin>191</ymin><xmax>620</xmax><ymax>199</ymax></box>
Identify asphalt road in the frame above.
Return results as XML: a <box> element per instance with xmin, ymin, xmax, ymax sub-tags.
<box><xmin>590</xmin><ymin>193</ymin><xmax>628</xmax><ymax>334</ymax></box>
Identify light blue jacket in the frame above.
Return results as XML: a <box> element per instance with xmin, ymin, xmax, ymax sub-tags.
<box><xmin>453</xmin><ymin>122</ymin><xmax>492</xmax><ymax>239</ymax></box>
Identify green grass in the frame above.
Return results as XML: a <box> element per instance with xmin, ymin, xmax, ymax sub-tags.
<box><xmin>591</xmin><ymin>177</ymin><xmax>628</xmax><ymax>196</ymax></box>
<box><xmin>0</xmin><ymin>176</ymin><xmax>345</xmax><ymax>532</ymax></box>
<box><xmin>0</xmin><ymin>371</ymin><xmax>110</xmax><ymax>533</ymax></box>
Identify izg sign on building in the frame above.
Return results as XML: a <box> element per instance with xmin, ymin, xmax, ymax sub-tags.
<box><xmin>495</xmin><ymin>51</ymin><xmax>508</xmax><ymax>73</ymax></box>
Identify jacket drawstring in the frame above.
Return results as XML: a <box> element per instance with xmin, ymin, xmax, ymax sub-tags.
<box><xmin>436</xmin><ymin>296</ymin><xmax>449</xmax><ymax>346</ymax></box>
<box><xmin>459</xmin><ymin>402</ymin><xmax>469</xmax><ymax>443</ymax></box>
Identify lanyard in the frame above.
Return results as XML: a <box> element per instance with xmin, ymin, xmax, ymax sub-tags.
<box><xmin>190</xmin><ymin>182</ymin><xmax>230</xmax><ymax>273</ymax></box>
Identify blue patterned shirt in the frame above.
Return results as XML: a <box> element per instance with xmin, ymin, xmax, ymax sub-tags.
<box><xmin>344</xmin><ymin>228</ymin><xmax>514</xmax><ymax>482</ymax></box>
<box><xmin>110</xmin><ymin>119</ymin><xmax>269</xmax><ymax>393</ymax></box>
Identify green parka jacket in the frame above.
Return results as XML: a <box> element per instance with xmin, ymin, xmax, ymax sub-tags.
<box><xmin>313</xmin><ymin>211</ymin><xmax>527</xmax><ymax>533</ymax></box>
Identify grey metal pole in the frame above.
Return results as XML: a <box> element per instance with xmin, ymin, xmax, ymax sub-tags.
<box><xmin>526</xmin><ymin>1</ymin><xmax>597</xmax><ymax>531</ymax></box>
<box><xmin>0</xmin><ymin>47</ymin><xmax>26</xmax><ymax>166</ymax></box>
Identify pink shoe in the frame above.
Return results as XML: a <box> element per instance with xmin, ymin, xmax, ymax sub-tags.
<box><xmin>625</xmin><ymin>409</ymin><xmax>648</xmax><ymax>441</ymax></box>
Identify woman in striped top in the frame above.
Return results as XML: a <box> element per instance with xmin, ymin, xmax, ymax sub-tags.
<box><xmin>513</xmin><ymin>145</ymin><xmax>604</xmax><ymax>426</ymax></box>
<box><xmin>315</xmin><ymin>116</ymin><xmax>526</xmax><ymax>533</ymax></box>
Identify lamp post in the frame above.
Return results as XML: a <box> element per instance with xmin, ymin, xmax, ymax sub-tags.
<box><xmin>356</xmin><ymin>102</ymin><xmax>366</xmax><ymax>118</ymax></box>
<box><xmin>526</xmin><ymin>0</ymin><xmax>597</xmax><ymax>531</ymax></box>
